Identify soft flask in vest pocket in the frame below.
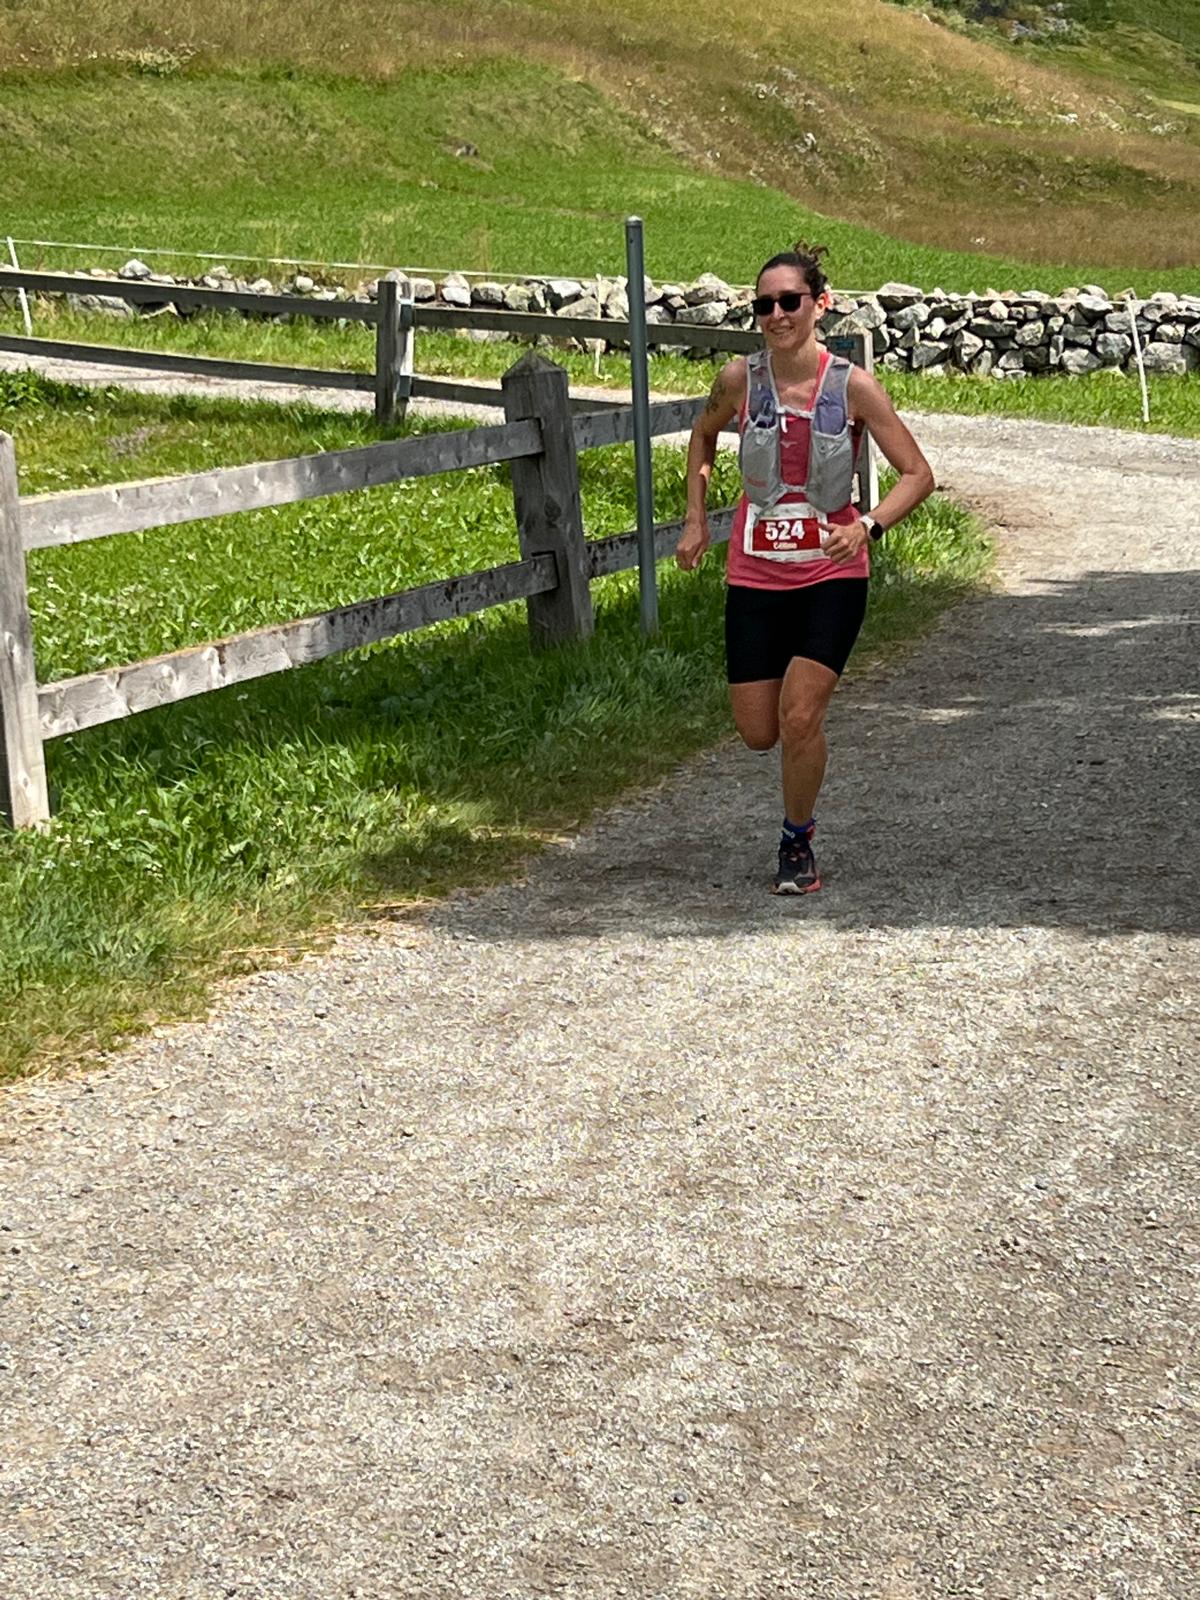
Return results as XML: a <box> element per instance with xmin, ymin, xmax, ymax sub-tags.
<box><xmin>806</xmin><ymin>358</ymin><xmax>860</xmax><ymax>515</ymax></box>
<box><xmin>738</xmin><ymin>351</ymin><xmax>796</xmax><ymax>508</ymax></box>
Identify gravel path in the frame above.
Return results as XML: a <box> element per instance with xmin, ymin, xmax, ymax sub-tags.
<box><xmin>1</xmin><ymin>362</ymin><xmax>1198</xmax><ymax>1597</ymax></box>
<box><xmin>0</xmin><ymin>348</ymin><xmax>613</xmax><ymax>426</ymax></box>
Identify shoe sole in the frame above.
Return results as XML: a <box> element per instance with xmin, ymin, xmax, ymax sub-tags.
<box><xmin>771</xmin><ymin>876</ymin><xmax>822</xmax><ymax>896</ymax></box>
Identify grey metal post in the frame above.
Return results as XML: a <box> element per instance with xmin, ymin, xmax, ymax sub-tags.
<box><xmin>853</xmin><ymin>329</ymin><xmax>880</xmax><ymax>510</ymax></box>
<box><xmin>501</xmin><ymin>352</ymin><xmax>594</xmax><ymax>650</ymax></box>
<box><xmin>624</xmin><ymin>217</ymin><xmax>657</xmax><ymax>635</ymax></box>
<box><xmin>0</xmin><ymin>433</ymin><xmax>50</xmax><ymax>828</ymax></box>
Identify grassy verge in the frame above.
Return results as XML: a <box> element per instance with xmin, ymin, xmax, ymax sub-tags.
<box><xmin>884</xmin><ymin>368</ymin><xmax>1200</xmax><ymax>435</ymax></box>
<box><xmin>7</xmin><ymin>301</ymin><xmax>1200</xmax><ymax>439</ymax></box>
<box><xmin>0</xmin><ymin>371</ymin><xmax>992</xmax><ymax>1082</ymax></box>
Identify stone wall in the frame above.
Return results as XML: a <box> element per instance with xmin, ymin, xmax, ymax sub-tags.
<box><xmin>858</xmin><ymin>281</ymin><xmax>1199</xmax><ymax>378</ymax></box>
<box><xmin>12</xmin><ymin>259</ymin><xmax>1200</xmax><ymax>377</ymax></box>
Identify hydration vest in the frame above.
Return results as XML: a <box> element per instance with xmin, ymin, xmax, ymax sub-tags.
<box><xmin>738</xmin><ymin>349</ymin><xmax>859</xmax><ymax>515</ymax></box>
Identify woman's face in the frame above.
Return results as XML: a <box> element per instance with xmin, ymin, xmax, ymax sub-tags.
<box><xmin>754</xmin><ymin>265</ymin><xmax>827</xmax><ymax>354</ymax></box>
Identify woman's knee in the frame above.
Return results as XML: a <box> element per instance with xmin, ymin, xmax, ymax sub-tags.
<box><xmin>779</xmin><ymin>660</ymin><xmax>837</xmax><ymax>748</ymax></box>
<box><xmin>779</xmin><ymin>700</ymin><xmax>825</xmax><ymax>748</ymax></box>
<box><xmin>738</xmin><ymin>723</ymin><xmax>779</xmax><ymax>752</ymax></box>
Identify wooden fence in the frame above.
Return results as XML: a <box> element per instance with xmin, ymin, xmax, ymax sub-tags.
<box><xmin>0</xmin><ymin>353</ymin><xmax>739</xmax><ymax>829</ymax></box>
<box><xmin>0</xmin><ymin>262</ymin><xmax>877</xmax><ymax>500</ymax></box>
<box><xmin>0</xmin><ymin>266</ymin><xmax>774</xmax><ymax>423</ymax></box>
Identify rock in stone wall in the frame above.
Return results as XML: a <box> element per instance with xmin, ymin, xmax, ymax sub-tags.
<box><xmin>31</xmin><ymin>260</ymin><xmax>1200</xmax><ymax>378</ymax></box>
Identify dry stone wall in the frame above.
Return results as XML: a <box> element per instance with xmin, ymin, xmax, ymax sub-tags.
<box><xmin>14</xmin><ymin>259</ymin><xmax>1200</xmax><ymax>377</ymax></box>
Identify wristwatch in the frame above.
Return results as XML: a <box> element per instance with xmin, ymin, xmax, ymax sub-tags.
<box><xmin>860</xmin><ymin>515</ymin><xmax>886</xmax><ymax>541</ymax></box>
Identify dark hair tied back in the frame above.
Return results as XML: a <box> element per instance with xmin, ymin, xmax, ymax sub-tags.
<box><xmin>756</xmin><ymin>239</ymin><xmax>829</xmax><ymax>298</ymax></box>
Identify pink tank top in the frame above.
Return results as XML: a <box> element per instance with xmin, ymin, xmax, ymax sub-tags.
<box><xmin>726</xmin><ymin>350</ymin><xmax>870</xmax><ymax>592</ymax></box>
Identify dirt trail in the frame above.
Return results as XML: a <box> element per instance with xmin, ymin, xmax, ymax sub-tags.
<box><xmin>1</xmin><ymin>362</ymin><xmax>1198</xmax><ymax>1597</ymax></box>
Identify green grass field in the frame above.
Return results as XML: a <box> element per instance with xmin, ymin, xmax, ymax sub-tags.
<box><xmin>1042</xmin><ymin>0</ymin><xmax>1200</xmax><ymax>101</ymax></box>
<box><xmin>0</xmin><ymin>369</ymin><xmax>990</xmax><ymax>1081</ymax></box>
<box><xmin>2</xmin><ymin>57</ymin><xmax>1199</xmax><ymax>294</ymax></box>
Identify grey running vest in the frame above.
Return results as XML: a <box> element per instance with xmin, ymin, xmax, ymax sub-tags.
<box><xmin>738</xmin><ymin>349</ymin><xmax>858</xmax><ymax>515</ymax></box>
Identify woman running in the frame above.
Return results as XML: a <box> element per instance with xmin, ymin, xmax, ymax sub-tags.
<box><xmin>676</xmin><ymin>243</ymin><xmax>935</xmax><ymax>894</ymax></box>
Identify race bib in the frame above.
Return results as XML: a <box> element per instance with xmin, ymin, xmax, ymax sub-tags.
<box><xmin>744</xmin><ymin>501</ymin><xmax>829</xmax><ymax>563</ymax></box>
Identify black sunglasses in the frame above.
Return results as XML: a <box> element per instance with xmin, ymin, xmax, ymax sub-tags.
<box><xmin>752</xmin><ymin>291</ymin><xmax>813</xmax><ymax>317</ymax></box>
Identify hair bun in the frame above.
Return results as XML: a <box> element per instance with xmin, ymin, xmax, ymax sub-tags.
<box><xmin>791</xmin><ymin>239</ymin><xmax>829</xmax><ymax>263</ymax></box>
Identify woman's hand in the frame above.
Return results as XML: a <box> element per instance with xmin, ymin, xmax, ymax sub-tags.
<box><xmin>822</xmin><ymin>518</ymin><xmax>870</xmax><ymax>565</ymax></box>
<box><xmin>676</xmin><ymin>516</ymin><xmax>711</xmax><ymax>571</ymax></box>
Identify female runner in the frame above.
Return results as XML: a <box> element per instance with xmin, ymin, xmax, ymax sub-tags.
<box><xmin>676</xmin><ymin>244</ymin><xmax>934</xmax><ymax>893</ymax></box>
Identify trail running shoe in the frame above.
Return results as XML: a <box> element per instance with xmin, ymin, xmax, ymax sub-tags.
<box><xmin>772</xmin><ymin>832</ymin><xmax>821</xmax><ymax>895</ymax></box>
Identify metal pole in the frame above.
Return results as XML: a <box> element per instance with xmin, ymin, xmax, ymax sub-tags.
<box><xmin>624</xmin><ymin>216</ymin><xmax>657</xmax><ymax>636</ymax></box>
<box><xmin>1126</xmin><ymin>295</ymin><xmax>1151</xmax><ymax>425</ymax></box>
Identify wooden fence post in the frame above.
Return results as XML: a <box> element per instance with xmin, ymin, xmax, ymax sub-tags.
<box><xmin>501</xmin><ymin>353</ymin><xmax>594</xmax><ymax>649</ymax></box>
<box><xmin>0</xmin><ymin>432</ymin><xmax>50</xmax><ymax>829</ymax></box>
<box><xmin>826</xmin><ymin>328</ymin><xmax>880</xmax><ymax>510</ymax></box>
<box><xmin>374</xmin><ymin>277</ymin><xmax>413</xmax><ymax>426</ymax></box>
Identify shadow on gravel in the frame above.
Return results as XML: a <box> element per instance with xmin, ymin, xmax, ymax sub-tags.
<box><xmin>442</xmin><ymin>567</ymin><xmax>1199</xmax><ymax>942</ymax></box>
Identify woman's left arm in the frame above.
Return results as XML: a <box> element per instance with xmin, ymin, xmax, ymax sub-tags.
<box><xmin>823</xmin><ymin>368</ymin><xmax>936</xmax><ymax>563</ymax></box>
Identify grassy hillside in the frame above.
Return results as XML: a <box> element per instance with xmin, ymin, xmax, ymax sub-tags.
<box><xmin>892</xmin><ymin>0</ymin><xmax>1200</xmax><ymax>105</ymax></box>
<box><xmin>1057</xmin><ymin>1</ymin><xmax>1200</xmax><ymax>105</ymax></box>
<box><xmin>2</xmin><ymin>62</ymin><xmax>1198</xmax><ymax>298</ymax></box>
<box><xmin>1</xmin><ymin>0</ymin><xmax>1199</xmax><ymax>279</ymax></box>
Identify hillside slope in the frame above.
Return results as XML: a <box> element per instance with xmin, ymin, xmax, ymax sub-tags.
<box><xmin>2</xmin><ymin>0</ymin><xmax>1199</xmax><ymax>274</ymax></box>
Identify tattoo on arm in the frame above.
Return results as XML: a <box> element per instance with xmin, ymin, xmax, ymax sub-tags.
<box><xmin>702</xmin><ymin>372</ymin><xmax>726</xmax><ymax>417</ymax></box>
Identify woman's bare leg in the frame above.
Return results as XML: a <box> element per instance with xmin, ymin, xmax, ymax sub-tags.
<box><xmin>728</xmin><ymin>679</ymin><xmax>784</xmax><ymax>751</ymax></box>
<box><xmin>778</xmin><ymin>656</ymin><xmax>839</xmax><ymax>822</ymax></box>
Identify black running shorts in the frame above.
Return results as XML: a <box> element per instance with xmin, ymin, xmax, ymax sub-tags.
<box><xmin>725</xmin><ymin>578</ymin><xmax>868</xmax><ymax>683</ymax></box>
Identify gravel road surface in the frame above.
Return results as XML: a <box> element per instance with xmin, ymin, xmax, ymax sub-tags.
<box><xmin>1</xmin><ymin>358</ymin><xmax>1197</xmax><ymax>1597</ymax></box>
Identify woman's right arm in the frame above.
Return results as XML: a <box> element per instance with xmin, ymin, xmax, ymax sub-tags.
<box><xmin>675</xmin><ymin>358</ymin><xmax>744</xmax><ymax>571</ymax></box>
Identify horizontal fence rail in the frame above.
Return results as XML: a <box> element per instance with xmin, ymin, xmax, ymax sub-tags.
<box><xmin>0</xmin><ymin>265</ymin><xmax>409</xmax><ymax>425</ymax></box>
<box><xmin>38</xmin><ymin>555</ymin><xmax>561</xmax><ymax>740</ymax></box>
<box><xmin>572</xmin><ymin>396</ymin><xmax>737</xmax><ymax>451</ymax></box>
<box><xmin>37</xmin><ymin>507</ymin><xmax>741</xmax><ymax>742</ymax></box>
<box><xmin>411</xmin><ymin>304</ymin><xmax>761</xmax><ymax>352</ymax></box>
<box><xmin>18</xmin><ymin>397</ymin><xmax>720</xmax><ymax>553</ymax></box>
<box><xmin>0</xmin><ymin>333</ymin><xmax>374</xmax><ymax>394</ymax></box>
<box><xmin>0</xmin><ymin>351</ymin><xmax>751</xmax><ymax>827</ymax></box>
<box><xmin>0</xmin><ymin>268</ymin><xmax>378</xmax><ymax>322</ymax></box>
<box><xmin>0</xmin><ymin>265</ymin><xmax>773</xmax><ymax>425</ymax></box>
<box><xmin>20</xmin><ymin>419</ymin><xmax>544</xmax><ymax>550</ymax></box>
<box><xmin>585</xmin><ymin>508</ymin><xmax>735</xmax><ymax>580</ymax></box>
<box><xmin>0</xmin><ymin>267</ymin><xmax>759</xmax><ymax>346</ymax></box>
<box><xmin>412</xmin><ymin>375</ymin><xmax>628</xmax><ymax>415</ymax></box>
